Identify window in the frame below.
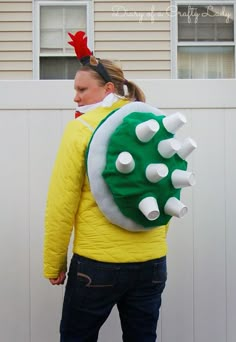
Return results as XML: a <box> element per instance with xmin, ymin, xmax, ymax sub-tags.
<box><xmin>34</xmin><ymin>1</ymin><xmax>93</xmax><ymax>79</ymax></box>
<box><xmin>175</xmin><ymin>3</ymin><xmax>235</xmax><ymax>78</ymax></box>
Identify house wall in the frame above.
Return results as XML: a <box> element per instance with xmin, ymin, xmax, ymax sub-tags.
<box><xmin>0</xmin><ymin>79</ymin><xmax>235</xmax><ymax>342</ymax></box>
<box><xmin>0</xmin><ymin>0</ymin><xmax>32</xmax><ymax>79</ymax></box>
<box><xmin>0</xmin><ymin>0</ymin><xmax>171</xmax><ymax>80</ymax></box>
<box><xmin>94</xmin><ymin>0</ymin><xmax>171</xmax><ymax>79</ymax></box>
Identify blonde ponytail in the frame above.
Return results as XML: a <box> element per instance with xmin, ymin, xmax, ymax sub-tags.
<box><xmin>123</xmin><ymin>79</ymin><xmax>146</xmax><ymax>102</ymax></box>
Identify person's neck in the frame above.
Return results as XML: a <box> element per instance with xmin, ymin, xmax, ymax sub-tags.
<box><xmin>76</xmin><ymin>93</ymin><xmax>123</xmax><ymax>115</ymax></box>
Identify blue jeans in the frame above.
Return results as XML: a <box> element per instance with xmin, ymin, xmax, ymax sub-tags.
<box><xmin>60</xmin><ymin>254</ymin><xmax>167</xmax><ymax>342</ymax></box>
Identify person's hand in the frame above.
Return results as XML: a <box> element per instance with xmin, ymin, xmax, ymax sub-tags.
<box><xmin>49</xmin><ymin>271</ymin><xmax>66</xmax><ymax>285</ymax></box>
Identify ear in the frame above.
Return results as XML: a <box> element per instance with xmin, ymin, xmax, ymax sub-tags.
<box><xmin>105</xmin><ymin>82</ymin><xmax>115</xmax><ymax>94</ymax></box>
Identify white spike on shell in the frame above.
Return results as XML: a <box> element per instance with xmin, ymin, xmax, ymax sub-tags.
<box><xmin>115</xmin><ymin>151</ymin><xmax>135</xmax><ymax>174</ymax></box>
<box><xmin>158</xmin><ymin>138</ymin><xmax>181</xmax><ymax>158</ymax></box>
<box><xmin>164</xmin><ymin>197</ymin><xmax>188</xmax><ymax>218</ymax></box>
<box><xmin>178</xmin><ymin>137</ymin><xmax>197</xmax><ymax>160</ymax></box>
<box><xmin>146</xmin><ymin>163</ymin><xmax>168</xmax><ymax>183</ymax></box>
<box><xmin>135</xmin><ymin>119</ymin><xmax>159</xmax><ymax>143</ymax></box>
<box><xmin>171</xmin><ymin>170</ymin><xmax>196</xmax><ymax>189</ymax></box>
<box><xmin>162</xmin><ymin>112</ymin><xmax>187</xmax><ymax>133</ymax></box>
<box><xmin>138</xmin><ymin>196</ymin><xmax>160</xmax><ymax>221</ymax></box>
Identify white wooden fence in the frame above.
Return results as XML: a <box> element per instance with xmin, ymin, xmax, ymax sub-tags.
<box><xmin>0</xmin><ymin>80</ymin><xmax>235</xmax><ymax>342</ymax></box>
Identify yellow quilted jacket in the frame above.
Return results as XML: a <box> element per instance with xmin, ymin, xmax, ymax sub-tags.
<box><xmin>44</xmin><ymin>99</ymin><xmax>168</xmax><ymax>279</ymax></box>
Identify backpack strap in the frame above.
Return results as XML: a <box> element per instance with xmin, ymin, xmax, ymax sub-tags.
<box><xmin>77</xmin><ymin>117</ymin><xmax>95</xmax><ymax>132</ymax></box>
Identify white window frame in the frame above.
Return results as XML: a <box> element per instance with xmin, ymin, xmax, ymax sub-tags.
<box><xmin>33</xmin><ymin>0</ymin><xmax>94</xmax><ymax>79</ymax></box>
<box><xmin>171</xmin><ymin>0</ymin><xmax>236</xmax><ymax>78</ymax></box>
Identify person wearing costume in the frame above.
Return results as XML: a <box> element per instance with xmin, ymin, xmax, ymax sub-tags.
<box><xmin>44</xmin><ymin>31</ymin><xmax>196</xmax><ymax>342</ymax></box>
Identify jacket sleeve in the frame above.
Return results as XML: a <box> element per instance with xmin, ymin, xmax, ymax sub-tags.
<box><xmin>43</xmin><ymin>120</ymin><xmax>87</xmax><ymax>279</ymax></box>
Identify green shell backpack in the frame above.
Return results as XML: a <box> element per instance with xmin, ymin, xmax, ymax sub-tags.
<box><xmin>86</xmin><ymin>102</ymin><xmax>196</xmax><ymax>232</ymax></box>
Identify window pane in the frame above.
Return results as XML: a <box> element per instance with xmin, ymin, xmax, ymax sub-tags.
<box><xmin>178</xmin><ymin>5</ymin><xmax>234</xmax><ymax>41</ymax></box>
<box><xmin>40</xmin><ymin>7</ymin><xmax>63</xmax><ymax>29</ymax></box>
<box><xmin>41</xmin><ymin>30</ymin><xmax>63</xmax><ymax>52</ymax></box>
<box><xmin>40</xmin><ymin>6</ymin><xmax>86</xmax><ymax>53</ymax></box>
<box><xmin>178</xmin><ymin>46</ymin><xmax>235</xmax><ymax>78</ymax></box>
<box><xmin>40</xmin><ymin>57</ymin><xmax>81</xmax><ymax>79</ymax></box>
<box><xmin>65</xmin><ymin>7</ymin><xmax>87</xmax><ymax>29</ymax></box>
